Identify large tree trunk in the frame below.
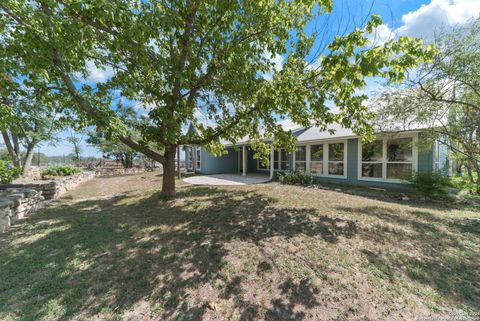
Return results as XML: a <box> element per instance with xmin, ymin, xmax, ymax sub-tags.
<box><xmin>22</xmin><ymin>144</ymin><xmax>35</xmax><ymax>177</ymax></box>
<box><xmin>472</xmin><ymin>161</ymin><xmax>480</xmax><ymax>195</ymax></box>
<box><xmin>2</xmin><ymin>131</ymin><xmax>21</xmax><ymax>168</ymax></box>
<box><xmin>161</xmin><ymin>149</ymin><xmax>176</xmax><ymax>197</ymax></box>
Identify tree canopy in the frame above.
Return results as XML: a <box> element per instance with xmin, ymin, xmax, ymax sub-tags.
<box><xmin>0</xmin><ymin>0</ymin><xmax>436</xmax><ymax>195</ymax></box>
<box><xmin>376</xmin><ymin>18</ymin><xmax>480</xmax><ymax>192</ymax></box>
<box><xmin>0</xmin><ymin>75</ymin><xmax>71</xmax><ymax>174</ymax></box>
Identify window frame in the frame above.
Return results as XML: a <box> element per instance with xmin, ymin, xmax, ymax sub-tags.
<box><xmin>326</xmin><ymin>141</ymin><xmax>347</xmax><ymax>178</ymax></box>
<box><xmin>434</xmin><ymin>139</ymin><xmax>440</xmax><ymax>171</ymax></box>
<box><xmin>293</xmin><ymin>145</ymin><xmax>307</xmax><ymax>172</ymax></box>
<box><xmin>187</xmin><ymin>147</ymin><xmax>194</xmax><ymax>171</ymax></box>
<box><xmin>195</xmin><ymin>147</ymin><xmax>201</xmax><ymax>171</ymax></box>
<box><xmin>299</xmin><ymin>139</ymin><xmax>347</xmax><ymax>179</ymax></box>
<box><xmin>256</xmin><ymin>158</ymin><xmax>269</xmax><ymax>171</ymax></box>
<box><xmin>358</xmin><ymin>133</ymin><xmax>418</xmax><ymax>183</ymax></box>
<box><xmin>308</xmin><ymin>143</ymin><xmax>324</xmax><ymax>176</ymax></box>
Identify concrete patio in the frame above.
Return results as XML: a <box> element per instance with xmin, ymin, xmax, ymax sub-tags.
<box><xmin>183</xmin><ymin>173</ymin><xmax>270</xmax><ymax>186</ymax></box>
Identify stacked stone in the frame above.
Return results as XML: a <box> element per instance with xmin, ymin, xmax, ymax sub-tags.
<box><xmin>0</xmin><ymin>188</ymin><xmax>44</xmax><ymax>233</ymax></box>
<box><xmin>0</xmin><ymin>198</ymin><xmax>13</xmax><ymax>233</ymax></box>
<box><xmin>40</xmin><ymin>182</ymin><xmax>58</xmax><ymax>200</ymax></box>
<box><xmin>1</xmin><ymin>171</ymin><xmax>97</xmax><ymax>201</ymax></box>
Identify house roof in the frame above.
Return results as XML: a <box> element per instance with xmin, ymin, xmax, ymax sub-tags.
<box><xmin>194</xmin><ymin>105</ymin><xmax>438</xmax><ymax>147</ymax></box>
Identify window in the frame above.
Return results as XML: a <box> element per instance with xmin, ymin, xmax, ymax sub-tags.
<box><xmin>274</xmin><ymin>149</ymin><xmax>279</xmax><ymax>169</ymax></box>
<box><xmin>280</xmin><ymin>149</ymin><xmax>289</xmax><ymax>170</ymax></box>
<box><xmin>328</xmin><ymin>143</ymin><xmax>344</xmax><ymax>176</ymax></box>
<box><xmin>310</xmin><ymin>144</ymin><xmax>323</xmax><ymax>175</ymax></box>
<box><xmin>295</xmin><ymin>146</ymin><xmax>306</xmax><ymax>172</ymax></box>
<box><xmin>387</xmin><ymin>138</ymin><xmax>412</xmax><ymax>179</ymax></box>
<box><xmin>359</xmin><ymin>136</ymin><xmax>415</xmax><ymax>181</ymax></box>
<box><xmin>187</xmin><ymin>148</ymin><xmax>193</xmax><ymax>171</ymax></box>
<box><xmin>361</xmin><ymin>140</ymin><xmax>383</xmax><ymax>178</ymax></box>
<box><xmin>257</xmin><ymin>159</ymin><xmax>268</xmax><ymax>170</ymax></box>
<box><xmin>196</xmin><ymin>147</ymin><xmax>201</xmax><ymax>170</ymax></box>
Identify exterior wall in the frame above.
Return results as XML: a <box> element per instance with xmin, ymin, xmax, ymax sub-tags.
<box><xmin>198</xmin><ymin>147</ymin><xmax>238</xmax><ymax>174</ymax></box>
<box><xmin>287</xmin><ymin>135</ymin><xmax>435</xmax><ymax>188</ymax></box>
<box><xmin>247</xmin><ymin>147</ymin><xmax>257</xmax><ymax>173</ymax></box>
<box><xmin>437</xmin><ymin>140</ymin><xmax>450</xmax><ymax>173</ymax></box>
<box><xmin>195</xmin><ymin>131</ymin><xmax>436</xmax><ymax>189</ymax></box>
<box><xmin>418</xmin><ymin>133</ymin><xmax>434</xmax><ymax>174</ymax></box>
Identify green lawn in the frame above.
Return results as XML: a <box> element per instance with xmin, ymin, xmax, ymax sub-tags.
<box><xmin>0</xmin><ymin>172</ymin><xmax>479</xmax><ymax>321</ymax></box>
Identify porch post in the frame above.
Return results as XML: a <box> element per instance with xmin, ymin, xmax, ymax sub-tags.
<box><xmin>177</xmin><ymin>145</ymin><xmax>181</xmax><ymax>179</ymax></box>
<box><xmin>193</xmin><ymin>146</ymin><xmax>197</xmax><ymax>172</ymax></box>
<box><xmin>270</xmin><ymin>144</ymin><xmax>274</xmax><ymax>179</ymax></box>
<box><xmin>242</xmin><ymin>145</ymin><xmax>247</xmax><ymax>176</ymax></box>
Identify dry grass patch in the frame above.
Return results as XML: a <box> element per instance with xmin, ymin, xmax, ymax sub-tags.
<box><xmin>0</xmin><ymin>172</ymin><xmax>478</xmax><ymax>321</ymax></box>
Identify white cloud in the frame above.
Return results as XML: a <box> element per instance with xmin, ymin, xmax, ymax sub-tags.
<box><xmin>396</xmin><ymin>0</ymin><xmax>479</xmax><ymax>39</ymax></box>
<box><xmin>366</xmin><ymin>0</ymin><xmax>479</xmax><ymax>45</ymax></box>
<box><xmin>306</xmin><ymin>56</ymin><xmax>323</xmax><ymax>71</ymax></box>
<box><xmin>367</xmin><ymin>24</ymin><xmax>395</xmax><ymax>45</ymax></box>
<box><xmin>85</xmin><ymin>60</ymin><xmax>114</xmax><ymax>82</ymax></box>
<box><xmin>262</xmin><ymin>52</ymin><xmax>284</xmax><ymax>80</ymax></box>
<box><xmin>271</xmin><ymin>53</ymin><xmax>284</xmax><ymax>72</ymax></box>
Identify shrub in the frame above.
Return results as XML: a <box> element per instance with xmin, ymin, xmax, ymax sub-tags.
<box><xmin>449</xmin><ymin>175</ymin><xmax>479</xmax><ymax>194</ymax></box>
<box><xmin>409</xmin><ymin>171</ymin><xmax>449</xmax><ymax>197</ymax></box>
<box><xmin>0</xmin><ymin>160</ymin><xmax>21</xmax><ymax>184</ymax></box>
<box><xmin>42</xmin><ymin>165</ymin><xmax>81</xmax><ymax>177</ymax></box>
<box><xmin>278</xmin><ymin>170</ymin><xmax>314</xmax><ymax>186</ymax></box>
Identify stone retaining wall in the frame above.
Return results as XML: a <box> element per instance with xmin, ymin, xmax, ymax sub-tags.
<box><xmin>1</xmin><ymin>171</ymin><xmax>97</xmax><ymax>200</ymax></box>
<box><xmin>0</xmin><ymin>171</ymin><xmax>98</xmax><ymax>234</ymax></box>
<box><xmin>98</xmin><ymin>167</ymin><xmax>160</xmax><ymax>176</ymax></box>
<box><xmin>0</xmin><ymin>188</ymin><xmax>44</xmax><ymax>233</ymax></box>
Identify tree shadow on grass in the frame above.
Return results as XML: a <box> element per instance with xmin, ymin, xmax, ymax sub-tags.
<box><xmin>336</xmin><ymin>205</ymin><xmax>479</xmax><ymax>310</ymax></box>
<box><xmin>0</xmin><ymin>185</ymin><xmax>358</xmax><ymax>321</ymax></box>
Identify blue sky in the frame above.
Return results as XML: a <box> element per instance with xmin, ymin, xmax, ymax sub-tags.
<box><xmin>31</xmin><ymin>0</ymin><xmax>480</xmax><ymax>157</ymax></box>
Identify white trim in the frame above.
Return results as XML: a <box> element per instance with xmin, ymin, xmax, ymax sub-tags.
<box><xmin>256</xmin><ymin>158</ymin><xmax>269</xmax><ymax>171</ymax></box>
<box><xmin>270</xmin><ymin>145</ymin><xmax>274</xmax><ymax>179</ymax></box>
<box><xmin>326</xmin><ymin>140</ymin><xmax>348</xmax><ymax>179</ymax></box>
<box><xmin>242</xmin><ymin>145</ymin><xmax>247</xmax><ymax>176</ymax></box>
<box><xmin>306</xmin><ymin>145</ymin><xmax>311</xmax><ymax>174</ymax></box>
<box><xmin>358</xmin><ymin>133</ymin><xmax>418</xmax><ymax>183</ymax></box>
<box><xmin>196</xmin><ymin>146</ymin><xmax>201</xmax><ymax>171</ymax></box>
<box><xmin>193</xmin><ymin>146</ymin><xmax>197</xmax><ymax>172</ymax></box>
<box><xmin>294</xmin><ymin>145</ymin><xmax>307</xmax><ymax>172</ymax></box>
<box><xmin>307</xmin><ymin>140</ymin><xmax>347</xmax><ymax>179</ymax></box>
<box><xmin>186</xmin><ymin>147</ymin><xmax>194</xmax><ymax>171</ymax></box>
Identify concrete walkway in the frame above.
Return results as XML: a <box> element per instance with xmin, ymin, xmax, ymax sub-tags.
<box><xmin>183</xmin><ymin>173</ymin><xmax>270</xmax><ymax>186</ymax></box>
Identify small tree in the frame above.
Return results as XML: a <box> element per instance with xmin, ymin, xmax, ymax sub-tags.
<box><xmin>1</xmin><ymin>1</ymin><xmax>436</xmax><ymax>196</ymax></box>
<box><xmin>0</xmin><ymin>76</ymin><xmax>68</xmax><ymax>175</ymax></box>
<box><xmin>86</xmin><ymin>105</ymin><xmax>141</xmax><ymax>168</ymax></box>
<box><xmin>66</xmin><ymin>132</ymin><xmax>83</xmax><ymax>167</ymax></box>
<box><xmin>87</xmin><ymin>131</ymin><xmax>138</xmax><ymax>168</ymax></box>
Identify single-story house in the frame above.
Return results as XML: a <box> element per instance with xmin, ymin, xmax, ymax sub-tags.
<box><xmin>184</xmin><ymin>119</ymin><xmax>449</xmax><ymax>188</ymax></box>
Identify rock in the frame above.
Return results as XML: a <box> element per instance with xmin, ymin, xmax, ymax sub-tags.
<box><xmin>206</xmin><ymin>302</ymin><xmax>217</xmax><ymax>311</ymax></box>
<box><xmin>0</xmin><ymin>171</ymin><xmax>96</xmax><ymax>233</ymax></box>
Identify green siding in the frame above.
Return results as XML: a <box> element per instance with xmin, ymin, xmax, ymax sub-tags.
<box><xmin>197</xmin><ymin>133</ymin><xmax>436</xmax><ymax>189</ymax></box>
<box><xmin>198</xmin><ymin>147</ymin><xmax>238</xmax><ymax>174</ymax></box>
<box><xmin>346</xmin><ymin>138</ymin><xmax>358</xmax><ymax>180</ymax></box>
<box><xmin>309</xmin><ymin>137</ymin><xmax>434</xmax><ymax>188</ymax></box>
<box><xmin>418</xmin><ymin>134</ymin><xmax>434</xmax><ymax>173</ymax></box>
